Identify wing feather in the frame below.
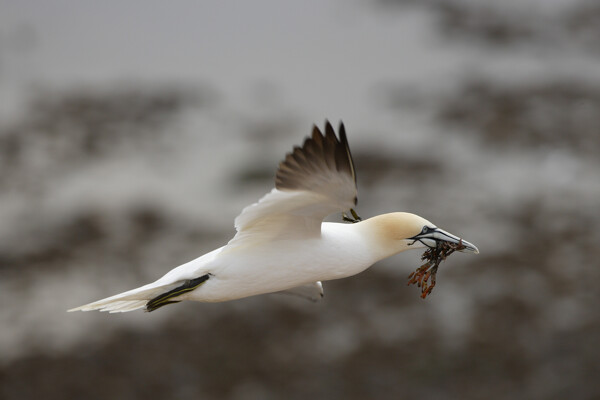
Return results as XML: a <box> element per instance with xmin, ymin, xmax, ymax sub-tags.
<box><xmin>275</xmin><ymin>121</ymin><xmax>356</xmax><ymax>202</ymax></box>
<box><xmin>230</xmin><ymin>121</ymin><xmax>358</xmax><ymax>246</ymax></box>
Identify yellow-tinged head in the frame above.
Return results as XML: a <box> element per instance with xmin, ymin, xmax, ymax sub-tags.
<box><xmin>358</xmin><ymin>212</ymin><xmax>479</xmax><ymax>261</ymax></box>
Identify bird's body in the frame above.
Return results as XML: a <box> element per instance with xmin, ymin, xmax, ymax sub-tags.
<box><xmin>185</xmin><ymin>215</ymin><xmax>408</xmax><ymax>303</ymax></box>
<box><xmin>69</xmin><ymin>122</ymin><xmax>478</xmax><ymax>313</ymax></box>
<box><xmin>184</xmin><ymin>222</ymin><xmax>369</xmax><ymax>302</ymax></box>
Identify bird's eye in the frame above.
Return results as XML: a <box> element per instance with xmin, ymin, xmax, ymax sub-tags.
<box><xmin>422</xmin><ymin>226</ymin><xmax>428</xmax><ymax>234</ymax></box>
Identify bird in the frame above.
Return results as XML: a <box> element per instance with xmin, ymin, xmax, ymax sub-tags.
<box><xmin>69</xmin><ymin>121</ymin><xmax>478</xmax><ymax>313</ymax></box>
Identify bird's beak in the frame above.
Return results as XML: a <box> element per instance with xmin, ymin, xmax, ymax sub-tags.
<box><xmin>411</xmin><ymin>227</ymin><xmax>479</xmax><ymax>254</ymax></box>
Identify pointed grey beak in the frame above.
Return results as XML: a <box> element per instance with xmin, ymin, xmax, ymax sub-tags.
<box><xmin>411</xmin><ymin>227</ymin><xmax>479</xmax><ymax>254</ymax></box>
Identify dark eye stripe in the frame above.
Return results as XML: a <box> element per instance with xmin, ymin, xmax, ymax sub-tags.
<box><xmin>422</xmin><ymin>226</ymin><xmax>435</xmax><ymax>234</ymax></box>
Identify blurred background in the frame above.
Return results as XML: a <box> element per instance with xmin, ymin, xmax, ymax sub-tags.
<box><xmin>1</xmin><ymin>1</ymin><xmax>599</xmax><ymax>399</ymax></box>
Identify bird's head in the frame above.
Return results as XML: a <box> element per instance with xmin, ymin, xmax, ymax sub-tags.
<box><xmin>362</xmin><ymin>212</ymin><xmax>479</xmax><ymax>259</ymax></box>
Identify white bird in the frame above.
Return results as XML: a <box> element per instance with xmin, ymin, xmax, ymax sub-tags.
<box><xmin>69</xmin><ymin>121</ymin><xmax>478</xmax><ymax>313</ymax></box>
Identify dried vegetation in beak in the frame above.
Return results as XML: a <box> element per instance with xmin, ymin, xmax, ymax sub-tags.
<box><xmin>407</xmin><ymin>240</ymin><xmax>466</xmax><ymax>299</ymax></box>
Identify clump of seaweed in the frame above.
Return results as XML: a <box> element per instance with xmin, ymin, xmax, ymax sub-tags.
<box><xmin>407</xmin><ymin>240</ymin><xmax>466</xmax><ymax>299</ymax></box>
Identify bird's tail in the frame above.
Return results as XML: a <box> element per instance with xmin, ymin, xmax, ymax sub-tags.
<box><xmin>145</xmin><ymin>275</ymin><xmax>209</xmax><ymax>312</ymax></box>
<box><xmin>67</xmin><ymin>281</ymin><xmax>177</xmax><ymax>313</ymax></box>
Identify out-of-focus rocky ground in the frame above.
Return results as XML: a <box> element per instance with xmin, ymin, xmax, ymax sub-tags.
<box><xmin>1</xmin><ymin>1</ymin><xmax>600</xmax><ymax>399</ymax></box>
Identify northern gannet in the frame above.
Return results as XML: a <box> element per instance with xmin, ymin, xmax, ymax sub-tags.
<box><xmin>69</xmin><ymin>122</ymin><xmax>478</xmax><ymax>313</ymax></box>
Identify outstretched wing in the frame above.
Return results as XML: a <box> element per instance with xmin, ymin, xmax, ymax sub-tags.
<box><xmin>228</xmin><ymin>121</ymin><xmax>358</xmax><ymax>246</ymax></box>
<box><xmin>275</xmin><ymin>121</ymin><xmax>357</xmax><ymax>202</ymax></box>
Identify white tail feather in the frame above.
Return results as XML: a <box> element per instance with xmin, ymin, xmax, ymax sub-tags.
<box><xmin>67</xmin><ymin>282</ymin><xmax>178</xmax><ymax>313</ymax></box>
<box><xmin>106</xmin><ymin>300</ymin><xmax>148</xmax><ymax>313</ymax></box>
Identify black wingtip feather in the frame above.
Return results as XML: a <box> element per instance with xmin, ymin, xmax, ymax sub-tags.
<box><xmin>337</xmin><ymin>122</ymin><xmax>356</xmax><ymax>185</ymax></box>
<box><xmin>145</xmin><ymin>275</ymin><xmax>209</xmax><ymax>312</ymax></box>
<box><xmin>275</xmin><ymin>121</ymin><xmax>357</xmax><ymax>197</ymax></box>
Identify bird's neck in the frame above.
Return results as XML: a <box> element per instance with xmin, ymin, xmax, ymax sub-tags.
<box><xmin>350</xmin><ymin>214</ymin><xmax>417</xmax><ymax>262</ymax></box>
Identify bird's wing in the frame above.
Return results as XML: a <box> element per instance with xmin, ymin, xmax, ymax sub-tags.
<box><xmin>275</xmin><ymin>281</ymin><xmax>324</xmax><ymax>302</ymax></box>
<box><xmin>228</xmin><ymin>121</ymin><xmax>357</xmax><ymax>246</ymax></box>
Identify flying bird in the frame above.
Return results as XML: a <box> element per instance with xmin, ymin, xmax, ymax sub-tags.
<box><xmin>69</xmin><ymin>121</ymin><xmax>478</xmax><ymax>313</ymax></box>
